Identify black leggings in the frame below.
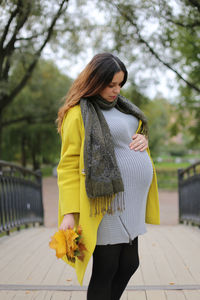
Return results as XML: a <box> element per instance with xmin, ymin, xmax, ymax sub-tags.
<box><xmin>87</xmin><ymin>236</ymin><xmax>139</xmax><ymax>300</ymax></box>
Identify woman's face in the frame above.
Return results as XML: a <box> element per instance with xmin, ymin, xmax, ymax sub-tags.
<box><xmin>99</xmin><ymin>71</ymin><xmax>124</xmax><ymax>102</ymax></box>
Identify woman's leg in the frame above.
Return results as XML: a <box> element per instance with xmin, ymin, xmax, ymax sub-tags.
<box><xmin>111</xmin><ymin>236</ymin><xmax>139</xmax><ymax>300</ymax></box>
<box><xmin>87</xmin><ymin>243</ymin><xmax>122</xmax><ymax>300</ymax></box>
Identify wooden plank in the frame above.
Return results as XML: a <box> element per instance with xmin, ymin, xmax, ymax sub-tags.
<box><xmin>164</xmin><ymin>290</ymin><xmax>186</xmax><ymax>299</ymax></box>
<box><xmin>71</xmin><ymin>291</ymin><xmax>86</xmax><ymax>300</ymax></box>
<box><xmin>177</xmin><ymin>225</ymin><xmax>200</xmax><ymax>248</ymax></box>
<box><xmin>1</xmin><ymin>284</ymin><xmax>200</xmax><ymax>291</ymax></box>
<box><xmin>9</xmin><ymin>290</ymin><xmax>34</xmax><ymax>300</ymax></box>
<box><xmin>0</xmin><ymin>229</ymin><xmax>51</xmax><ymax>284</ymax></box>
<box><xmin>8</xmin><ymin>239</ymin><xmax>52</xmax><ymax>284</ymax></box>
<box><xmin>146</xmin><ymin>290</ymin><xmax>166</xmax><ymax>300</ymax></box>
<box><xmin>50</xmin><ymin>291</ymin><xmax>71</xmax><ymax>300</ymax></box>
<box><xmin>142</xmin><ymin>226</ymin><xmax>176</xmax><ymax>285</ymax></box>
<box><xmin>57</xmin><ymin>263</ymin><xmax>79</xmax><ymax>286</ymax></box>
<box><xmin>127</xmin><ymin>290</ymin><xmax>146</xmax><ymax>299</ymax></box>
<box><xmin>0</xmin><ymin>228</ymin><xmax>48</xmax><ymax>264</ymax></box>
<box><xmin>161</xmin><ymin>225</ymin><xmax>200</xmax><ymax>284</ymax></box>
<box><xmin>0</xmin><ymin>227</ymin><xmax>50</xmax><ymax>258</ymax></box>
<box><xmin>25</xmin><ymin>248</ymin><xmax>60</xmax><ymax>285</ymax></box>
<box><xmin>15</xmin><ymin>228</ymin><xmax>58</xmax><ymax>285</ymax></box>
<box><xmin>172</xmin><ymin>225</ymin><xmax>200</xmax><ymax>248</ymax></box>
<box><xmin>31</xmin><ymin>291</ymin><xmax>48</xmax><ymax>300</ymax></box>
<box><xmin>57</xmin><ymin>255</ymin><xmax>91</xmax><ymax>286</ymax></box>
<box><xmin>149</xmin><ymin>226</ymin><xmax>195</xmax><ymax>285</ymax></box>
<box><xmin>43</xmin><ymin>291</ymin><xmax>54</xmax><ymax>300</ymax></box>
<box><xmin>135</xmin><ymin>233</ymin><xmax>162</xmax><ymax>285</ymax></box>
<box><xmin>0</xmin><ymin>229</ymin><xmax>33</xmax><ymax>257</ymax></box>
<box><xmin>0</xmin><ymin>291</ymin><xmax>15</xmax><ymax>300</ymax></box>
<box><xmin>183</xmin><ymin>290</ymin><xmax>200</xmax><ymax>300</ymax></box>
<box><xmin>0</xmin><ymin>228</ymin><xmax>47</xmax><ymax>270</ymax></box>
<box><xmin>41</xmin><ymin>258</ymin><xmax>66</xmax><ymax>285</ymax></box>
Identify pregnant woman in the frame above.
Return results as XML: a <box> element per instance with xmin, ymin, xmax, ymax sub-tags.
<box><xmin>56</xmin><ymin>52</ymin><xmax>160</xmax><ymax>300</ymax></box>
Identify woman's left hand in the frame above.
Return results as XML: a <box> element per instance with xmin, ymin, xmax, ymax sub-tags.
<box><xmin>129</xmin><ymin>133</ymin><xmax>148</xmax><ymax>152</ymax></box>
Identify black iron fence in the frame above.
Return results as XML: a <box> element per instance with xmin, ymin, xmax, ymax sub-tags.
<box><xmin>178</xmin><ymin>161</ymin><xmax>200</xmax><ymax>226</ymax></box>
<box><xmin>0</xmin><ymin>160</ymin><xmax>43</xmax><ymax>235</ymax></box>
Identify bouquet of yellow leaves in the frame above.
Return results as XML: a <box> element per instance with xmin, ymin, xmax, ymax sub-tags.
<box><xmin>49</xmin><ymin>225</ymin><xmax>87</xmax><ymax>263</ymax></box>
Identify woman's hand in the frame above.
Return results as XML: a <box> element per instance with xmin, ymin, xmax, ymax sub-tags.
<box><xmin>129</xmin><ymin>133</ymin><xmax>148</xmax><ymax>152</ymax></box>
<box><xmin>59</xmin><ymin>213</ymin><xmax>75</xmax><ymax>231</ymax></box>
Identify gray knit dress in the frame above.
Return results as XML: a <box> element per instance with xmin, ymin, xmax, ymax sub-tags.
<box><xmin>96</xmin><ymin>107</ymin><xmax>153</xmax><ymax>245</ymax></box>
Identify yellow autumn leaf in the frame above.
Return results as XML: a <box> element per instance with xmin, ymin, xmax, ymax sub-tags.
<box><xmin>65</xmin><ymin>229</ymin><xmax>79</xmax><ymax>245</ymax></box>
<box><xmin>49</xmin><ymin>226</ymin><xmax>87</xmax><ymax>262</ymax></box>
<box><xmin>49</xmin><ymin>230</ymin><xmax>67</xmax><ymax>258</ymax></box>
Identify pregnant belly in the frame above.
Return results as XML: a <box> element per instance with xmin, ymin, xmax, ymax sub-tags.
<box><xmin>116</xmin><ymin>149</ymin><xmax>153</xmax><ymax>188</ymax></box>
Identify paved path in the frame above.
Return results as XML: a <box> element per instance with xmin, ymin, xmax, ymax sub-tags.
<box><xmin>0</xmin><ymin>177</ymin><xmax>200</xmax><ymax>299</ymax></box>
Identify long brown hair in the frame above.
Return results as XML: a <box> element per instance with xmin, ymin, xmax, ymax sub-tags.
<box><xmin>56</xmin><ymin>52</ymin><xmax>128</xmax><ymax>133</ymax></box>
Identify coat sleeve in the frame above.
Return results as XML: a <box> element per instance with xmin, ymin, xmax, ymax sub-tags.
<box><xmin>57</xmin><ymin>106</ymin><xmax>82</xmax><ymax>216</ymax></box>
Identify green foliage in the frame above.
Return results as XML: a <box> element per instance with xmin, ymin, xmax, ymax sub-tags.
<box><xmin>156</xmin><ymin>169</ymin><xmax>178</xmax><ymax>190</ymax></box>
<box><xmin>121</xmin><ymin>81</ymin><xmax>149</xmax><ymax>108</ymax></box>
<box><xmin>142</xmin><ymin>97</ymin><xmax>170</xmax><ymax>156</ymax></box>
<box><xmin>122</xmin><ymin>82</ymin><xmax>174</xmax><ymax>158</ymax></box>
<box><xmin>122</xmin><ymin>83</ymin><xmax>173</xmax><ymax>158</ymax></box>
<box><xmin>155</xmin><ymin>160</ymin><xmax>190</xmax><ymax>190</ymax></box>
<box><xmin>2</xmin><ymin>59</ymin><xmax>71</xmax><ymax>169</ymax></box>
<box><xmin>160</xmin><ymin>0</ymin><xmax>200</xmax><ymax>147</ymax></box>
<box><xmin>93</xmin><ymin>0</ymin><xmax>200</xmax><ymax>146</ymax></box>
<box><xmin>0</xmin><ymin>0</ymin><xmax>93</xmax><ymax>162</ymax></box>
<box><xmin>166</xmin><ymin>143</ymin><xmax>187</xmax><ymax>157</ymax></box>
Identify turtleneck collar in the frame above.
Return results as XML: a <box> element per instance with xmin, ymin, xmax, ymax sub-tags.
<box><xmin>89</xmin><ymin>94</ymin><xmax>119</xmax><ymax>110</ymax></box>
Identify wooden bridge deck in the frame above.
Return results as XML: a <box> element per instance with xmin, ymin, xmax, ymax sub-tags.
<box><xmin>0</xmin><ymin>224</ymin><xmax>200</xmax><ymax>299</ymax></box>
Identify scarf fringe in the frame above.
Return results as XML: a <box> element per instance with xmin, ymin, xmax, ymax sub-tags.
<box><xmin>89</xmin><ymin>192</ymin><xmax>125</xmax><ymax>217</ymax></box>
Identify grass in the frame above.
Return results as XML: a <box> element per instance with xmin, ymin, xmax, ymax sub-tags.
<box><xmin>154</xmin><ymin>160</ymin><xmax>191</xmax><ymax>190</ymax></box>
<box><xmin>41</xmin><ymin>165</ymin><xmax>54</xmax><ymax>177</ymax></box>
<box><xmin>154</xmin><ymin>161</ymin><xmax>190</xmax><ymax>170</ymax></box>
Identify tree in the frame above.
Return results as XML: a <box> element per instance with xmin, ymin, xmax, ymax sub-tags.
<box><xmin>91</xmin><ymin>0</ymin><xmax>200</xmax><ymax>145</ymax></box>
<box><xmin>94</xmin><ymin>0</ymin><xmax>199</xmax><ymax>91</ymax></box>
<box><xmin>2</xmin><ymin>59</ymin><xmax>71</xmax><ymax>169</ymax></box>
<box><xmin>0</xmin><ymin>0</ymin><xmax>84</xmax><ymax>157</ymax></box>
<box><xmin>140</xmin><ymin>97</ymin><xmax>170</xmax><ymax>157</ymax></box>
<box><xmin>121</xmin><ymin>80</ymin><xmax>149</xmax><ymax>108</ymax></box>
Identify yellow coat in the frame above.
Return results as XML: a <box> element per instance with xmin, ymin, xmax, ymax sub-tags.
<box><xmin>57</xmin><ymin>104</ymin><xmax>160</xmax><ymax>286</ymax></box>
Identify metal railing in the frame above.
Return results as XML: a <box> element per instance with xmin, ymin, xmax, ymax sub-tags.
<box><xmin>0</xmin><ymin>160</ymin><xmax>44</xmax><ymax>235</ymax></box>
<box><xmin>178</xmin><ymin>161</ymin><xmax>200</xmax><ymax>226</ymax></box>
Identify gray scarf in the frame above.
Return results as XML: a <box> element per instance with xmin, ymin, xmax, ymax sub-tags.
<box><xmin>80</xmin><ymin>94</ymin><xmax>148</xmax><ymax>216</ymax></box>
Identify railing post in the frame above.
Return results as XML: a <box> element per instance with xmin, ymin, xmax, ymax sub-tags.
<box><xmin>35</xmin><ymin>169</ymin><xmax>44</xmax><ymax>226</ymax></box>
<box><xmin>178</xmin><ymin>168</ymin><xmax>183</xmax><ymax>224</ymax></box>
<box><xmin>178</xmin><ymin>161</ymin><xmax>200</xmax><ymax>227</ymax></box>
<box><xmin>0</xmin><ymin>160</ymin><xmax>44</xmax><ymax>235</ymax></box>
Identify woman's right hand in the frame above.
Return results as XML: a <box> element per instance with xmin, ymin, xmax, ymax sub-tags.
<box><xmin>59</xmin><ymin>213</ymin><xmax>75</xmax><ymax>231</ymax></box>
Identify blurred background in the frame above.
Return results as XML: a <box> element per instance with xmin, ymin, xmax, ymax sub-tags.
<box><xmin>0</xmin><ymin>0</ymin><xmax>199</xmax><ymax>205</ymax></box>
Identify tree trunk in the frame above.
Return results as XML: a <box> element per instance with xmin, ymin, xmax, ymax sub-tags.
<box><xmin>31</xmin><ymin>146</ymin><xmax>40</xmax><ymax>170</ymax></box>
<box><xmin>21</xmin><ymin>135</ymin><xmax>27</xmax><ymax>167</ymax></box>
